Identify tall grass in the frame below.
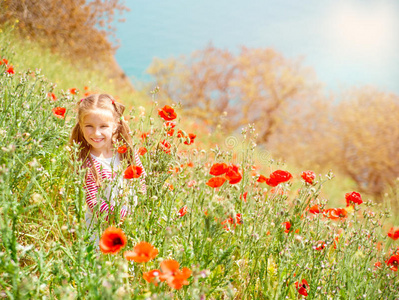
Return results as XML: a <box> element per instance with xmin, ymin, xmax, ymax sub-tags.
<box><xmin>1</xmin><ymin>29</ymin><xmax>399</xmax><ymax>299</ymax></box>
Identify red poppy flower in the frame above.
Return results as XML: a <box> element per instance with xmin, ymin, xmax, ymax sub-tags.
<box><xmin>206</xmin><ymin>176</ymin><xmax>226</xmax><ymax>188</ymax></box>
<box><xmin>6</xmin><ymin>65</ymin><xmax>14</xmax><ymax>74</ymax></box>
<box><xmin>257</xmin><ymin>175</ymin><xmax>268</xmax><ymax>183</ymax></box>
<box><xmin>124</xmin><ymin>165</ymin><xmax>143</xmax><ymax>179</ymax></box>
<box><xmin>47</xmin><ymin>92</ymin><xmax>57</xmax><ymax>101</ymax></box>
<box><xmin>117</xmin><ymin>144</ymin><xmax>128</xmax><ymax>153</ymax></box>
<box><xmin>225</xmin><ymin>164</ymin><xmax>242</xmax><ymax>184</ymax></box>
<box><xmin>140</xmin><ymin>132</ymin><xmax>149</xmax><ymax>141</ymax></box>
<box><xmin>221</xmin><ymin>214</ymin><xmax>242</xmax><ymax>231</ymax></box>
<box><xmin>386</xmin><ymin>254</ymin><xmax>399</xmax><ymax>271</ymax></box>
<box><xmin>124</xmin><ymin>241</ymin><xmax>158</xmax><ymax>263</ymax></box>
<box><xmin>177</xmin><ymin>130</ymin><xmax>185</xmax><ymax>138</ymax></box>
<box><xmin>308</xmin><ymin>204</ymin><xmax>321</xmax><ymax>214</ymax></box>
<box><xmin>301</xmin><ymin>170</ymin><xmax>315</xmax><ymax>184</ymax></box>
<box><xmin>138</xmin><ymin>147</ymin><xmax>147</xmax><ymax>155</ymax></box>
<box><xmin>167</xmin><ymin>128</ymin><xmax>175</xmax><ymax>136</ymax></box>
<box><xmin>374</xmin><ymin>261</ymin><xmax>382</xmax><ymax>269</ymax></box>
<box><xmin>388</xmin><ymin>227</ymin><xmax>399</xmax><ymax>240</ymax></box>
<box><xmin>282</xmin><ymin>221</ymin><xmax>291</xmax><ymax>233</ymax></box>
<box><xmin>295</xmin><ymin>279</ymin><xmax>309</xmax><ymax>297</ymax></box>
<box><xmin>265</xmin><ymin>170</ymin><xmax>293</xmax><ymax>187</ymax></box>
<box><xmin>210</xmin><ymin>163</ymin><xmax>228</xmax><ymax>176</ymax></box>
<box><xmin>164</xmin><ymin>121</ymin><xmax>176</xmax><ymax>129</ymax></box>
<box><xmin>158</xmin><ymin>105</ymin><xmax>177</xmax><ymax>121</ymax></box>
<box><xmin>315</xmin><ymin>241</ymin><xmax>326</xmax><ymax>251</ymax></box>
<box><xmin>69</xmin><ymin>88</ymin><xmax>78</xmax><ymax>94</ymax></box>
<box><xmin>345</xmin><ymin>191</ymin><xmax>363</xmax><ymax>206</ymax></box>
<box><xmin>1</xmin><ymin>58</ymin><xmax>8</xmax><ymax>65</ymax></box>
<box><xmin>160</xmin><ymin>140</ymin><xmax>171</xmax><ymax>154</ymax></box>
<box><xmin>99</xmin><ymin>227</ymin><xmax>127</xmax><ymax>254</ymax></box>
<box><xmin>52</xmin><ymin>107</ymin><xmax>66</xmax><ymax>119</ymax></box>
<box><xmin>159</xmin><ymin>260</ymin><xmax>192</xmax><ymax>290</ymax></box>
<box><xmin>240</xmin><ymin>192</ymin><xmax>248</xmax><ymax>202</ymax></box>
<box><xmin>178</xmin><ymin>205</ymin><xmax>187</xmax><ymax>217</ymax></box>
<box><xmin>184</xmin><ymin>133</ymin><xmax>196</xmax><ymax>145</ymax></box>
<box><xmin>143</xmin><ymin>269</ymin><xmax>161</xmax><ymax>285</ymax></box>
<box><xmin>323</xmin><ymin>208</ymin><xmax>348</xmax><ymax>220</ymax></box>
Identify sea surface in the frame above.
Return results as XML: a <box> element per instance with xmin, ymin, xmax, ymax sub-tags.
<box><xmin>114</xmin><ymin>0</ymin><xmax>399</xmax><ymax>94</ymax></box>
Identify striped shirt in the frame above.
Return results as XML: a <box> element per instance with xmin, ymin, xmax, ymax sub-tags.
<box><xmin>84</xmin><ymin>151</ymin><xmax>146</xmax><ymax>222</ymax></box>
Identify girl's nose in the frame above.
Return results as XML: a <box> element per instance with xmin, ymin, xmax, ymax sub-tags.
<box><xmin>94</xmin><ymin>128</ymin><xmax>102</xmax><ymax>136</ymax></box>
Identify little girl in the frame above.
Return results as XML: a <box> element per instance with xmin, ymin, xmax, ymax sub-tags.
<box><xmin>69</xmin><ymin>93</ymin><xmax>146</xmax><ymax>234</ymax></box>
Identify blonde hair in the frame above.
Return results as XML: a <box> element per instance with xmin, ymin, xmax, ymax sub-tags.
<box><xmin>69</xmin><ymin>93</ymin><xmax>134</xmax><ymax>186</ymax></box>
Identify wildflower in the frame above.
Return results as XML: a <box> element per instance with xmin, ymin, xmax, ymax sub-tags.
<box><xmin>210</xmin><ymin>163</ymin><xmax>228</xmax><ymax>176</ymax></box>
<box><xmin>178</xmin><ymin>205</ymin><xmax>187</xmax><ymax>217</ymax></box>
<box><xmin>308</xmin><ymin>204</ymin><xmax>321</xmax><ymax>214</ymax></box>
<box><xmin>295</xmin><ymin>279</ymin><xmax>309</xmax><ymax>297</ymax></box>
<box><xmin>184</xmin><ymin>133</ymin><xmax>196</xmax><ymax>145</ymax></box>
<box><xmin>117</xmin><ymin>145</ymin><xmax>128</xmax><ymax>153</ymax></box>
<box><xmin>301</xmin><ymin>170</ymin><xmax>315</xmax><ymax>184</ymax></box>
<box><xmin>388</xmin><ymin>227</ymin><xmax>399</xmax><ymax>240</ymax></box>
<box><xmin>99</xmin><ymin>227</ymin><xmax>127</xmax><ymax>254</ymax></box>
<box><xmin>124</xmin><ymin>165</ymin><xmax>143</xmax><ymax>179</ymax></box>
<box><xmin>222</xmin><ymin>214</ymin><xmax>242</xmax><ymax>231</ymax></box>
<box><xmin>160</xmin><ymin>140</ymin><xmax>171</xmax><ymax>154</ymax></box>
<box><xmin>138</xmin><ymin>147</ymin><xmax>147</xmax><ymax>155</ymax></box>
<box><xmin>47</xmin><ymin>92</ymin><xmax>57</xmax><ymax>101</ymax></box>
<box><xmin>52</xmin><ymin>107</ymin><xmax>66</xmax><ymax>119</ymax></box>
<box><xmin>225</xmin><ymin>164</ymin><xmax>242</xmax><ymax>184</ymax></box>
<box><xmin>265</xmin><ymin>170</ymin><xmax>293</xmax><ymax>187</ymax></box>
<box><xmin>345</xmin><ymin>191</ymin><xmax>363</xmax><ymax>206</ymax></box>
<box><xmin>159</xmin><ymin>259</ymin><xmax>192</xmax><ymax>290</ymax></box>
<box><xmin>282</xmin><ymin>221</ymin><xmax>291</xmax><ymax>233</ymax></box>
<box><xmin>69</xmin><ymin>88</ymin><xmax>78</xmax><ymax>94</ymax></box>
<box><xmin>315</xmin><ymin>241</ymin><xmax>326</xmax><ymax>251</ymax></box>
<box><xmin>374</xmin><ymin>261</ymin><xmax>382</xmax><ymax>269</ymax></box>
<box><xmin>6</xmin><ymin>65</ymin><xmax>15</xmax><ymax>74</ymax></box>
<box><xmin>323</xmin><ymin>208</ymin><xmax>348</xmax><ymax>220</ymax></box>
<box><xmin>240</xmin><ymin>191</ymin><xmax>248</xmax><ymax>202</ymax></box>
<box><xmin>1</xmin><ymin>58</ymin><xmax>8</xmax><ymax>65</ymax></box>
<box><xmin>177</xmin><ymin>130</ymin><xmax>185</xmax><ymax>138</ymax></box>
<box><xmin>158</xmin><ymin>105</ymin><xmax>177</xmax><ymax>121</ymax></box>
<box><xmin>143</xmin><ymin>269</ymin><xmax>161</xmax><ymax>285</ymax></box>
<box><xmin>124</xmin><ymin>241</ymin><xmax>158</xmax><ymax>263</ymax></box>
<box><xmin>164</xmin><ymin>121</ymin><xmax>176</xmax><ymax>129</ymax></box>
<box><xmin>257</xmin><ymin>175</ymin><xmax>268</xmax><ymax>183</ymax></box>
<box><xmin>167</xmin><ymin>128</ymin><xmax>174</xmax><ymax>136</ymax></box>
<box><xmin>206</xmin><ymin>176</ymin><xmax>226</xmax><ymax>188</ymax></box>
<box><xmin>140</xmin><ymin>132</ymin><xmax>149</xmax><ymax>141</ymax></box>
<box><xmin>186</xmin><ymin>180</ymin><xmax>197</xmax><ymax>187</ymax></box>
<box><xmin>386</xmin><ymin>254</ymin><xmax>399</xmax><ymax>271</ymax></box>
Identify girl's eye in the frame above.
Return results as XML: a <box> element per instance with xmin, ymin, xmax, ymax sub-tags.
<box><xmin>85</xmin><ymin>125</ymin><xmax>93</xmax><ymax>128</ymax></box>
<box><xmin>101</xmin><ymin>125</ymin><xmax>109</xmax><ymax>128</ymax></box>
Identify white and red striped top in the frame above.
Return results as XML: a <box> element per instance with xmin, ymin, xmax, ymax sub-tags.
<box><xmin>84</xmin><ymin>151</ymin><xmax>146</xmax><ymax>222</ymax></box>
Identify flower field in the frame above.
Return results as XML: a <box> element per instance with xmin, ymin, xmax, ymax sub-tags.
<box><xmin>1</xmin><ymin>47</ymin><xmax>399</xmax><ymax>300</ymax></box>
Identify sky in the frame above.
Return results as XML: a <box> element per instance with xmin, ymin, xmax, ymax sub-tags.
<box><xmin>114</xmin><ymin>0</ymin><xmax>399</xmax><ymax>94</ymax></box>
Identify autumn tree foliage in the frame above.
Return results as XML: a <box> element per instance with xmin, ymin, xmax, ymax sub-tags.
<box><xmin>0</xmin><ymin>0</ymin><xmax>128</xmax><ymax>61</ymax></box>
<box><xmin>270</xmin><ymin>86</ymin><xmax>399</xmax><ymax>201</ymax></box>
<box><xmin>331</xmin><ymin>87</ymin><xmax>399</xmax><ymax>200</ymax></box>
<box><xmin>148</xmin><ymin>45</ymin><xmax>319</xmax><ymax>142</ymax></box>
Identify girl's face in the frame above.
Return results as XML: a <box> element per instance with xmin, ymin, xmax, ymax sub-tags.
<box><xmin>81</xmin><ymin>108</ymin><xmax>118</xmax><ymax>157</ymax></box>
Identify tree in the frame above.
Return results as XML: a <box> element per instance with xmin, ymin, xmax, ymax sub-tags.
<box><xmin>148</xmin><ymin>45</ymin><xmax>317</xmax><ymax>140</ymax></box>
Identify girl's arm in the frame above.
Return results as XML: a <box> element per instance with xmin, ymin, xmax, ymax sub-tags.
<box><xmin>134</xmin><ymin>150</ymin><xmax>147</xmax><ymax>194</ymax></box>
<box><xmin>84</xmin><ymin>175</ymin><xmax>128</xmax><ymax>220</ymax></box>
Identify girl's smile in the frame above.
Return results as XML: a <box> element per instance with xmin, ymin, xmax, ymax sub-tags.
<box><xmin>81</xmin><ymin>108</ymin><xmax>117</xmax><ymax>158</ymax></box>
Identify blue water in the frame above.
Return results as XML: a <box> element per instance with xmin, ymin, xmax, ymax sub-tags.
<box><xmin>115</xmin><ymin>0</ymin><xmax>399</xmax><ymax>94</ymax></box>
